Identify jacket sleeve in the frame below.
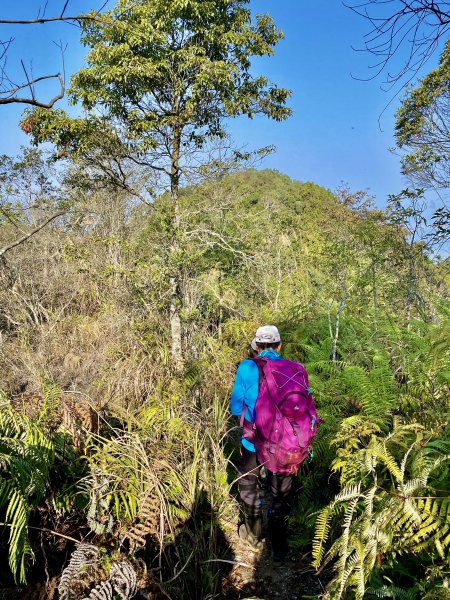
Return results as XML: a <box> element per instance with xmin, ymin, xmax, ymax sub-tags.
<box><xmin>230</xmin><ymin>360</ymin><xmax>259</xmax><ymax>419</ymax></box>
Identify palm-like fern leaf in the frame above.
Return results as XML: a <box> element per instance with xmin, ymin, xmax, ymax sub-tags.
<box><xmin>314</xmin><ymin>425</ymin><xmax>450</xmax><ymax>599</ymax></box>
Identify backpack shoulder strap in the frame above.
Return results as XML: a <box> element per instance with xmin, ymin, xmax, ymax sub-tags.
<box><xmin>251</xmin><ymin>356</ymin><xmax>280</xmax><ymax>400</ymax></box>
<box><xmin>250</xmin><ymin>356</ymin><xmax>267</xmax><ymax>375</ymax></box>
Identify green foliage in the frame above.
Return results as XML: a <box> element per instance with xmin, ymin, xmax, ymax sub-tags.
<box><xmin>289</xmin><ymin>310</ymin><xmax>449</xmax><ymax>593</ymax></box>
<box><xmin>24</xmin><ymin>0</ymin><xmax>294</xmax><ymax>366</ymax></box>
<box><xmin>396</xmin><ymin>39</ymin><xmax>450</xmax><ymax>190</ymax></box>
<box><xmin>76</xmin><ymin>0</ymin><xmax>291</xmax><ymax>124</ymax></box>
<box><xmin>341</xmin><ymin>359</ymin><xmax>399</xmax><ymax>423</ymax></box>
<box><xmin>0</xmin><ymin>150</ymin><xmax>449</xmax><ymax>596</ymax></box>
<box><xmin>26</xmin><ymin>0</ymin><xmax>291</xmax><ymax>183</ymax></box>
<box><xmin>75</xmin><ymin>382</ymin><xmax>234</xmax><ymax>599</ymax></box>
<box><xmin>313</xmin><ymin>424</ymin><xmax>450</xmax><ymax>599</ymax></box>
<box><xmin>0</xmin><ymin>399</ymin><xmax>54</xmax><ymax>582</ymax></box>
<box><xmin>38</xmin><ymin>379</ymin><xmax>62</xmax><ymax>429</ymax></box>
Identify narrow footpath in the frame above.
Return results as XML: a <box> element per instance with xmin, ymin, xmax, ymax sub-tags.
<box><xmin>222</xmin><ymin>529</ymin><xmax>327</xmax><ymax>600</ymax></box>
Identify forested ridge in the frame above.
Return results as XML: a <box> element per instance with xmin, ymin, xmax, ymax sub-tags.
<box><xmin>0</xmin><ymin>0</ymin><xmax>449</xmax><ymax>598</ymax></box>
<box><xmin>0</xmin><ymin>160</ymin><xmax>448</xmax><ymax>599</ymax></box>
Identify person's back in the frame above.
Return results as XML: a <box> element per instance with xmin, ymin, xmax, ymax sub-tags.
<box><xmin>250</xmin><ymin>355</ymin><xmax>319</xmax><ymax>474</ymax></box>
<box><xmin>230</xmin><ymin>325</ymin><xmax>315</xmax><ymax>563</ymax></box>
<box><xmin>230</xmin><ymin>345</ymin><xmax>282</xmax><ymax>453</ymax></box>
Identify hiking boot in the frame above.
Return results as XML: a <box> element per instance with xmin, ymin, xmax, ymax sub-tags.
<box><xmin>238</xmin><ymin>504</ymin><xmax>263</xmax><ymax>552</ymax></box>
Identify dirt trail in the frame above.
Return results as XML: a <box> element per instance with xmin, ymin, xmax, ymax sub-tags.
<box><xmin>221</xmin><ymin>496</ymin><xmax>328</xmax><ymax>600</ymax></box>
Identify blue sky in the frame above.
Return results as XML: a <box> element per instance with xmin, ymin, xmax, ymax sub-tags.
<box><xmin>0</xmin><ymin>1</ymin><xmax>444</xmax><ymax>207</ymax></box>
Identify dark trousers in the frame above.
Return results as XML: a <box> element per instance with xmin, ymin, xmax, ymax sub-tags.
<box><xmin>238</xmin><ymin>446</ymin><xmax>293</xmax><ymax>518</ymax></box>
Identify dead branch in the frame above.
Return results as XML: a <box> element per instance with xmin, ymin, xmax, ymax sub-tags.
<box><xmin>346</xmin><ymin>0</ymin><xmax>450</xmax><ymax>85</ymax></box>
<box><xmin>0</xmin><ymin>211</ymin><xmax>65</xmax><ymax>258</ymax></box>
<box><xmin>0</xmin><ymin>15</ymin><xmax>96</xmax><ymax>26</ymax></box>
<box><xmin>0</xmin><ymin>0</ymin><xmax>111</xmax><ymax>27</ymax></box>
<box><xmin>0</xmin><ymin>72</ymin><xmax>64</xmax><ymax>107</ymax></box>
<box><xmin>0</xmin><ymin>1</ymin><xmax>110</xmax><ymax>107</ymax></box>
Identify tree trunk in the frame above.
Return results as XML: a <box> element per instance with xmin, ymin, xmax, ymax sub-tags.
<box><xmin>218</xmin><ymin>269</ymin><xmax>223</xmax><ymax>340</ymax></box>
<box><xmin>274</xmin><ymin>247</ymin><xmax>281</xmax><ymax>312</ymax></box>
<box><xmin>169</xmin><ymin>128</ymin><xmax>183</xmax><ymax>367</ymax></box>
<box><xmin>328</xmin><ymin>290</ymin><xmax>348</xmax><ymax>362</ymax></box>
<box><xmin>370</xmin><ymin>243</ymin><xmax>378</xmax><ymax>329</ymax></box>
<box><xmin>405</xmin><ymin>238</ymin><xmax>415</xmax><ymax>327</ymax></box>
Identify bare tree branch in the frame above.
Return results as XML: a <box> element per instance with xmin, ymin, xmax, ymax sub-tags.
<box><xmin>60</xmin><ymin>0</ymin><xmax>70</xmax><ymax>18</ymax></box>
<box><xmin>346</xmin><ymin>1</ymin><xmax>450</xmax><ymax>86</ymax></box>
<box><xmin>0</xmin><ymin>72</ymin><xmax>65</xmax><ymax>107</ymax></box>
<box><xmin>0</xmin><ymin>0</ymin><xmax>112</xmax><ymax>27</ymax></box>
<box><xmin>0</xmin><ymin>14</ymin><xmax>95</xmax><ymax>26</ymax></box>
<box><xmin>0</xmin><ymin>211</ymin><xmax>64</xmax><ymax>258</ymax></box>
<box><xmin>0</xmin><ymin>0</ymin><xmax>110</xmax><ymax>107</ymax></box>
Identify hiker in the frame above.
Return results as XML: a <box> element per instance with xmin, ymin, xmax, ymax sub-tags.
<box><xmin>230</xmin><ymin>325</ymin><xmax>320</xmax><ymax>564</ymax></box>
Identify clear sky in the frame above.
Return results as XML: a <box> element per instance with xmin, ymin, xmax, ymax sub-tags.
<box><xmin>0</xmin><ymin>1</ymin><xmax>444</xmax><ymax>207</ymax></box>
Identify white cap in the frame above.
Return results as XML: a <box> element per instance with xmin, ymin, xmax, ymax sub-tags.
<box><xmin>254</xmin><ymin>325</ymin><xmax>281</xmax><ymax>344</ymax></box>
<box><xmin>251</xmin><ymin>338</ymin><xmax>258</xmax><ymax>351</ymax></box>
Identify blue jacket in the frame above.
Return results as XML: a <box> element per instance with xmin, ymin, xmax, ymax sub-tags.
<box><xmin>230</xmin><ymin>349</ymin><xmax>282</xmax><ymax>452</ymax></box>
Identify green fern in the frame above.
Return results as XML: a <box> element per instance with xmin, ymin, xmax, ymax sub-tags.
<box><xmin>38</xmin><ymin>380</ymin><xmax>62</xmax><ymax>429</ymax></box>
<box><xmin>342</xmin><ymin>360</ymin><xmax>398</xmax><ymax>425</ymax></box>
<box><xmin>367</xmin><ymin>584</ymin><xmax>419</xmax><ymax>599</ymax></box>
<box><xmin>313</xmin><ymin>425</ymin><xmax>450</xmax><ymax>600</ymax></box>
<box><xmin>0</xmin><ymin>403</ymin><xmax>55</xmax><ymax>582</ymax></box>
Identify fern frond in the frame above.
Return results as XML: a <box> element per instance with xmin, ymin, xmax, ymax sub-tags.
<box><xmin>368</xmin><ymin>441</ymin><xmax>403</xmax><ymax>483</ymax></box>
<box><xmin>363</xmin><ymin>485</ymin><xmax>377</xmax><ymax>521</ymax></box>
<box><xmin>38</xmin><ymin>380</ymin><xmax>61</xmax><ymax>428</ymax></box>
<box><xmin>367</xmin><ymin>585</ymin><xmax>418</xmax><ymax>599</ymax></box>
<box><xmin>316</xmin><ymin>422</ymin><xmax>450</xmax><ymax>600</ymax></box>
<box><xmin>335</xmin><ymin>484</ymin><xmax>362</xmax><ymax>503</ymax></box>
<box><xmin>312</xmin><ymin>505</ymin><xmax>334</xmax><ymax>568</ymax></box>
<box><xmin>0</xmin><ymin>403</ymin><xmax>60</xmax><ymax>582</ymax></box>
<box><xmin>400</xmin><ymin>440</ymin><xmax>418</xmax><ymax>480</ymax></box>
<box><xmin>5</xmin><ymin>488</ymin><xmax>33</xmax><ymax>584</ymax></box>
<box><xmin>419</xmin><ymin>455</ymin><xmax>450</xmax><ymax>486</ymax></box>
<box><xmin>338</xmin><ymin>550</ymin><xmax>360</xmax><ymax>599</ymax></box>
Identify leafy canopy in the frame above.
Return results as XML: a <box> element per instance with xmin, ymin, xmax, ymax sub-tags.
<box><xmin>395</xmin><ymin>40</ymin><xmax>450</xmax><ymax>190</ymax></box>
<box><xmin>27</xmin><ymin>0</ymin><xmax>291</xmax><ymax>161</ymax></box>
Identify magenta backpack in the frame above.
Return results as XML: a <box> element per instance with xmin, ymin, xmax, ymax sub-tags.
<box><xmin>242</xmin><ymin>357</ymin><xmax>322</xmax><ymax>475</ymax></box>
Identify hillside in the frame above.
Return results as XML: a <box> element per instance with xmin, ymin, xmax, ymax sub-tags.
<box><xmin>0</xmin><ymin>163</ymin><xmax>449</xmax><ymax>599</ymax></box>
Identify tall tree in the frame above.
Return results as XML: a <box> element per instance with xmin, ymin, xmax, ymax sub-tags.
<box><xmin>28</xmin><ymin>0</ymin><xmax>291</xmax><ymax>365</ymax></box>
